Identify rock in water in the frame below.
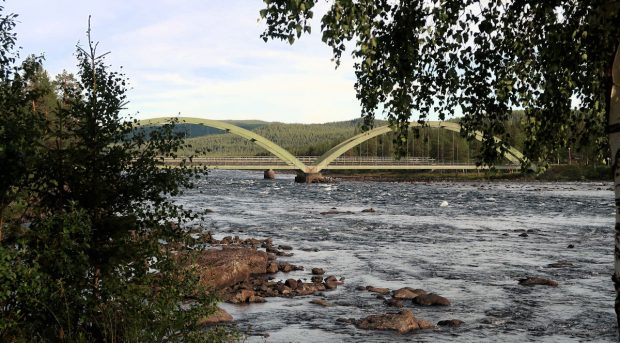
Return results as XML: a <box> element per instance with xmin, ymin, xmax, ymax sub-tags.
<box><xmin>518</xmin><ymin>276</ymin><xmax>558</xmax><ymax>287</ymax></box>
<box><xmin>310</xmin><ymin>298</ymin><xmax>330</xmax><ymax>307</ymax></box>
<box><xmin>266</xmin><ymin>261</ymin><xmax>279</xmax><ymax>273</ymax></box>
<box><xmin>366</xmin><ymin>286</ymin><xmax>391</xmax><ymax>295</ymax></box>
<box><xmin>197</xmin><ymin>307</ymin><xmax>233</xmax><ymax>325</ymax></box>
<box><xmin>437</xmin><ymin>319</ymin><xmax>464</xmax><ymax>327</ymax></box>
<box><xmin>194</xmin><ymin>247</ymin><xmax>268</xmax><ymax>290</ymax></box>
<box><xmin>385</xmin><ymin>298</ymin><xmax>404</xmax><ymax>308</ymax></box>
<box><xmin>311</xmin><ymin>267</ymin><xmax>325</xmax><ymax>275</ymax></box>
<box><xmin>354</xmin><ymin>309</ymin><xmax>434</xmax><ymax>333</ymax></box>
<box><xmin>392</xmin><ymin>287</ymin><xmax>427</xmax><ymax>299</ymax></box>
<box><xmin>413</xmin><ymin>293</ymin><xmax>450</xmax><ymax>306</ymax></box>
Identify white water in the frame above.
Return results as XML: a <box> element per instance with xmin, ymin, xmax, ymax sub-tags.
<box><xmin>178</xmin><ymin>170</ymin><xmax>616</xmax><ymax>342</ymax></box>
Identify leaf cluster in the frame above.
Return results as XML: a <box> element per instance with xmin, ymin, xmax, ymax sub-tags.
<box><xmin>260</xmin><ymin>0</ymin><xmax>620</xmax><ymax>166</ymax></box>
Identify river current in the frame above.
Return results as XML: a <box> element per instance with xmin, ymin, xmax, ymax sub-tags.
<box><xmin>177</xmin><ymin>170</ymin><xmax>616</xmax><ymax>342</ymax></box>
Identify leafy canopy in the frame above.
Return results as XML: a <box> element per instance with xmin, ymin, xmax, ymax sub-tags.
<box><xmin>260</xmin><ymin>0</ymin><xmax>620</xmax><ymax>164</ymax></box>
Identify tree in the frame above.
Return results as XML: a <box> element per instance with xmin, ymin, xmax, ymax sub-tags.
<box><xmin>0</xmin><ymin>10</ymin><xmax>229</xmax><ymax>341</ymax></box>
<box><xmin>259</xmin><ymin>0</ymin><xmax>620</xmax><ymax>333</ymax></box>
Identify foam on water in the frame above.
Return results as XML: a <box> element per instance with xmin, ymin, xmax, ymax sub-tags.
<box><xmin>176</xmin><ymin>170</ymin><xmax>616</xmax><ymax>342</ymax></box>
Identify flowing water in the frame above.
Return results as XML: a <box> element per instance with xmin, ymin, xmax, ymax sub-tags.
<box><xmin>177</xmin><ymin>170</ymin><xmax>616</xmax><ymax>342</ymax></box>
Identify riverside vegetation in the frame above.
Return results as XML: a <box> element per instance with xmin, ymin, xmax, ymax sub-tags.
<box><xmin>0</xmin><ymin>11</ymin><xmax>238</xmax><ymax>342</ymax></box>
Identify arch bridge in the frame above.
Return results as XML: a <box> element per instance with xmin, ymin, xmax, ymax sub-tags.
<box><xmin>140</xmin><ymin>117</ymin><xmax>529</xmax><ymax>182</ymax></box>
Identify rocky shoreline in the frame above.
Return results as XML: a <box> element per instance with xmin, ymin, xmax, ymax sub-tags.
<box><xmin>189</xmin><ymin>231</ymin><xmax>562</xmax><ymax>338</ymax></box>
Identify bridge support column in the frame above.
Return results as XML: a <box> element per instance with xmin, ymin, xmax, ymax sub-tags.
<box><xmin>295</xmin><ymin>172</ymin><xmax>325</xmax><ymax>183</ymax></box>
<box><xmin>264</xmin><ymin>169</ymin><xmax>276</xmax><ymax>179</ymax></box>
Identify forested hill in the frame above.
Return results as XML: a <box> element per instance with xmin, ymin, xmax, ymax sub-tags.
<box><xmin>177</xmin><ymin>115</ymin><xmax>602</xmax><ymax>165</ymax></box>
<box><xmin>165</xmin><ymin>119</ymin><xmax>269</xmax><ymax>137</ymax></box>
<box><xmin>182</xmin><ymin>119</ymin><xmax>387</xmax><ymax>156</ymax></box>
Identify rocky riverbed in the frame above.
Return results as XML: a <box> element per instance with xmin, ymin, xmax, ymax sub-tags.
<box><xmin>178</xmin><ymin>170</ymin><xmax>616</xmax><ymax>342</ymax></box>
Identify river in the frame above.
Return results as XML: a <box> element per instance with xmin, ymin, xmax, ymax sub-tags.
<box><xmin>177</xmin><ymin>170</ymin><xmax>616</xmax><ymax>342</ymax></box>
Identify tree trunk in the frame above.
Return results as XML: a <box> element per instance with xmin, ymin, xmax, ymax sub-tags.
<box><xmin>610</xmin><ymin>40</ymin><xmax>620</xmax><ymax>337</ymax></box>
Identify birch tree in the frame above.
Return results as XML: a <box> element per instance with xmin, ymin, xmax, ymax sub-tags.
<box><xmin>260</xmin><ymin>0</ymin><xmax>620</xmax><ymax>333</ymax></box>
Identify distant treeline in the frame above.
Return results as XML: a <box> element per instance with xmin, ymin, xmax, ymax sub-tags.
<box><xmin>175</xmin><ymin>113</ymin><xmax>603</xmax><ymax>165</ymax></box>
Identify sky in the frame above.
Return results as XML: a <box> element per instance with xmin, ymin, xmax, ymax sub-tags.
<box><xmin>4</xmin><ymin>0</ymin><xmax>363</xmax><ymax>123</ymax></box>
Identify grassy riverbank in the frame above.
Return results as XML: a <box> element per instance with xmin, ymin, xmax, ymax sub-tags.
<box><xmin>323</xmin><ymin>165</ymin><xmax>611</xmax><ymax>182</ymax></box>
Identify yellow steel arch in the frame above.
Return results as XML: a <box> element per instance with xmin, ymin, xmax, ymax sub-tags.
<box><xmin>313</xmin><ymin>121</ymin><xmax>529</xmax><ymax>172</ymax></box>
<box><xmin>139</xmin><ymin>117</ymin><xmax>308</xmax><ymax>171</ymax></box>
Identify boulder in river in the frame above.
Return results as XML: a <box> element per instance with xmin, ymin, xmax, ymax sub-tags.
<box><xmin>518</xmin><ymin>276</ymin><xmax>558</xmax><ymax>287</ymax></box>
<box><xmin>392</xmin><ymin>287</ymin><xmax>427</xmax><ymax>299</ymax></box>
<box><xmin>437</xmin><ymin>319</ymin><xmax>464</xmax><ymax>327</ymax></box>
<box><xmin>285</xmin><ymin>278</ymin><xmax>299</xmax><ymax>290</ymax></box>
<box><xmin>413</xmin><ymin>293</ymin><xmax>450</xmax><ymax>306</ymax></box>
<box><xmin>324</xmin><ymin>275</ymin><xmax>339</xmax><ymax>290</ymax></box>
<box><xmin>296</xmin><ymin>282</ymin><xmax>326</xmax><ymax>295</ymax></box>
<box><xmin>312</xmin><ymin>267</ymin><xmax>325</xmax><ymax>275</ymax></box>
<box><xmin>311</xmin><ymin>275</ymin><xmax>324</xmax><ymax>283</ymax></box>
<box><xmin>385</xmin><ymin>298</ymin><xmax>404</xmax><ymax>308</ymax></box>
<box><xmin>279</xmin><ymin>262</ymin><xmax>304</xmax><ymax>273</ymax></box>
<box><xmin>266</xmin><ymin>261</ymin><xmax>279</xmax><ymax>273</ymax></box>
<box><xmin>354</xmin><ymin>309</ymin><xmax>434</xmax><ymax>333</ymax></box>
<box><xmin>195</xmin><ymin>247</ymin><xmax>268</xmax><ymax>290</ymax></box>
<box><xmin>197</xmin><ymin>307</ymin><xmax>233</xmax><ymax>325</ymax></box>
<box><xmin>366</xmin><ymin>286</ymin><xmax>390</xmax><ymax>295</ymax></box>
<box><xmin>229</xmin><ymin>289</ymin><xmax>255</xmax><ymax>304</ymax></box>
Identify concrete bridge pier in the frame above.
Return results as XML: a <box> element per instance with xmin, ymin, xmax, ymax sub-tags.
<box><xmin>264</xmin><ymin>169</ymin><xmax>276</xmax><ymax>179</ymax></box>
<box><xmin>294</xmin><ymin>172</ymin><xmax>325</xmax><ymax>183</ymax></box>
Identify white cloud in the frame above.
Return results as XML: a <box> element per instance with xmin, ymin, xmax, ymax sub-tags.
<box><xmin>5</xmin><ymin>0</ymin><xmax>362</xmax><ymax>123</ymax></box>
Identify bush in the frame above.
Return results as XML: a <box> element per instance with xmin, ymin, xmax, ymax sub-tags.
<box><xmin>0</xmin><ymin>11</ymin><xmax>232</xmax><ymax>342</ymax></box>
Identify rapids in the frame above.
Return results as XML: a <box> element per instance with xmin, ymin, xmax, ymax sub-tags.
<box><xmin>177</xmin><ymin>170</ymin><xmax>616</xmax><ymax>342</ymax></box>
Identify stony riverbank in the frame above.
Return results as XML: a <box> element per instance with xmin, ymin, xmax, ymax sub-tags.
<box><xmin>194</xmin><ymin>231</ymin><xmax>561</xmax><ymax>338</ymax></box>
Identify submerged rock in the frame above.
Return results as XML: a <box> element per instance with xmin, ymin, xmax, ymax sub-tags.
<box><xmin>361</xmin><ymin>208</ymin><xmax>376</xmax><ymax>213</ymax></box>
<box><xmin>366</xmin><ymin>286</ymin><xmax>390</xmax><ymax>295</ymax></box>
<box><xmin>392</xmin><ymin>287</ymin><xmax>427</xmax><ymax>299</ymax></box>
<box><xmin>413</xmin><ymin>293</ymin><xmax>450</xmax><ymax>306</ymax></box>
<box><xmin>310</xmin><ymin>298</ymin><xmax>331</xmax><ymax>307</ymax></box>
<box><xmin>518</xmin><ymin>276</ymin><xmax>558</xmax><ymax>287</ymax></box>
<box><xmin>320</xmin><ymin>209</ymin><xmax>354</xmax><ymax>215</ymax></box>
<box><xmin>354</xmin><ymin>309</ymin><xmax>434</xmax><ymax>333</ymax></box>
<box><xmin>546</xmin><ymin>261</ymin><xmax>574</xmax><ymax>268</ymax></box>
<box><xmin>385</xmin><ymin>298</ymin><xmax>404</xmax><ymax>308</ymax></box>
<box><xmin>437</xmin><ymin>319</ymin><xmax>464</xmax><ymax>327</ymax></box>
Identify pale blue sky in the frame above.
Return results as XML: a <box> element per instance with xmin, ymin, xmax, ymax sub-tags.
<box><xmin>5</xmin><ymin>0</ymin><xmax>362</xmax><ymax>123</ymax></box>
